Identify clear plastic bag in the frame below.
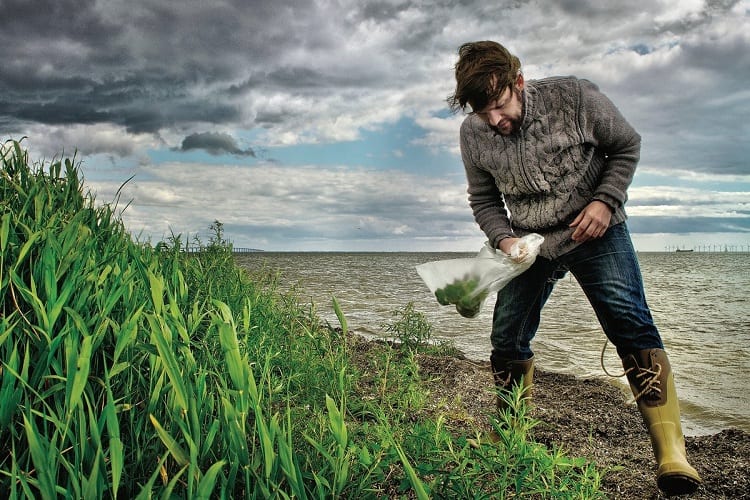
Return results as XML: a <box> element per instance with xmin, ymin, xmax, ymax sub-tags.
<box><xmin>415</xmin><ymin>233</ymin><xmax>544</xmax><ymax>318</ymax></box>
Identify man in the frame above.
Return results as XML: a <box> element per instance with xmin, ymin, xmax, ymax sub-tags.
<box><xmin>448</xmin><ymin>40</ymin><xmax>701</xmax><ymax>496</ymax></box>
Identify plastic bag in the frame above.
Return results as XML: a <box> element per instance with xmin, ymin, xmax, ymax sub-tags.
<box><xmin>415</xmin><ymin>233</ymin><xmax>544</xmax><ymax>318</ymax></box>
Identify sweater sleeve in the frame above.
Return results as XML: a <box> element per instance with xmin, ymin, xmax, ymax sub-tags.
<box><xmin>578</xmin><ymin>79</ymin><xmax>641</xmax><ymax>210</ymax></box>
<box><xmin>460</xmin><ymin>118</ymin><xmax>515</xmax><ymax>248</ymax></box>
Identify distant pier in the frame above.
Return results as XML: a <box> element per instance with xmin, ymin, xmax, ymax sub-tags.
<box><xmin>184</xmin><ymin>246</ymin><xmax>263</xmax><ymax>254</ymax></box>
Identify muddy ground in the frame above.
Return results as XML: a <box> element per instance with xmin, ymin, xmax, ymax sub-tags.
<box><xmin>350</xmin><ymin>335</ymin><xmax>750</xmax><ymax>499</ymax></box>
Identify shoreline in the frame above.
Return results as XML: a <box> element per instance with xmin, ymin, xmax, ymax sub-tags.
<box><xmin>351</xmin><ymin>335</ymin><xmax>750</xmax><ymax>499</ymax></box>
<box><xmin>355</xmin><ymin>329</ymin><xmax>746</xmax><ymax>437</ymax></box>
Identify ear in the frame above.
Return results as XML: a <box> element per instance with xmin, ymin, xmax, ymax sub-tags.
<box><xmin>515</xmin><ymin>73</ymin><xmax>525</xmax><ymax>91</ymax></box>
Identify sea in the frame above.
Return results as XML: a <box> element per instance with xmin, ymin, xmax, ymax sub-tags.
<box><xmin>236</xmin><ymin>251</ymin><xmax>749</xmax><ymax>436</ymax></box>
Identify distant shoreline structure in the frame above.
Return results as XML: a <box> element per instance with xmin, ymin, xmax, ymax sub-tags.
<box><xmin>663</xmin><ymin>245</ymin><xmax>749</xmax><ymax>253</ymax></box>
<box><xmin>184</xmin><ymin>247</ymin><xmax>264</xmax><ymax>254</ymax></box>
<box><xmin>231</xmin><ymin>247</ymin><xmax>264</xmax><ymax>253</ymax></box>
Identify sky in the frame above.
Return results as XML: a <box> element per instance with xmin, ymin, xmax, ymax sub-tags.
<box><xmin>2</xmin><ymin>0</ymin><xmax>749</xmax><ymax>252</ymax></box>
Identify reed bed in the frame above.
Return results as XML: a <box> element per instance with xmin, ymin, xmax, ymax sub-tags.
<box><xmin>0</xmin><ymin>140</ymin><xmax>604</xmax><ymax>498</ymax></box>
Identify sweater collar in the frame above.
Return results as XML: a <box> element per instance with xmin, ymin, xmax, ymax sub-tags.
<box><xmin>519</xmin><ymin>82</ymin><xmax>536</xmax><ymax>131</ymax></box>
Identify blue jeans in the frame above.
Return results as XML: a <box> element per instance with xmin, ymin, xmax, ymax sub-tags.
<box><xmin>491</xmin><ymin>222</ymin><xmax>663</xmax><ymax>360</ymax></box>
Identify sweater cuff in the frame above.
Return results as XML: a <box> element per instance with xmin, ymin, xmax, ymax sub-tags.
<box><xmin>592</xmin><ymin>193</ymin><xmax>621</xmax><ymax>212</ymax></box>
<box><xmin>492</xmin><ymin>233</ymin><xmax>517</xmax><ymax>250</ymax></box>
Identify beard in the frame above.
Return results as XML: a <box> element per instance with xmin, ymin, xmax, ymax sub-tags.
<box><xmin>492</xmin><ymin>117</ymin><xmax>521</xmax><ymax>135</ymax></box>
<box><xmin>491</xmin><ymin>87</ymin><xmax>523</xmax><ymax>135</ymax></box>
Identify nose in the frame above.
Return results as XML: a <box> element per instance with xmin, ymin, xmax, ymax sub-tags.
<box><xmin>487</xmin><ymin>108</ymin><xmax>504</xmax><ymax>127</ymax></box>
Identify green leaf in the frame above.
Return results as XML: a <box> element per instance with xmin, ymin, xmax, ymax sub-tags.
<box><xmin>195</xmin><ymin>460</ymin><xmax>226</xmax><ymax>499</ymax></box>
<box><xmin>103</xmin><ymin>371</ymin><xmax>123</xmax><ymax>498</ymax></box>
<box><xmin>13</xmin><ymin>229</ymin><xmax>41</xmax><ymax>268</ymax></box>
<box><xmin>11</xmin><ymin>269</ymin><xmax>49</xmax><ymax>332</ymax></box>
<box><xmin>0</xmin><ymin>343</ymin><xmax>22</xmax><ymax>428</ymax></box>
<box><xmin>392</xmin><ymin>440</ymin><xmax>430</xmax><ymax>500</ymax></box>
<box><xmin>68</xmin><ymin>333</ymin><xmax>93</xmax><ymax>415</ymax></box>
<box><xmin>63</xmin><ymin>307</ymin><xmax>93</xmax><ymax>415</ymax></box>
<box><xmin>113</xmin><ymin>306</ymin><xmax>143</xmax><ymax>363</ymax></box>
<box><xmin>134</xmin><ymin>453</ymin><xmax>170</xmax><ymax>500</ymax></box>
<box><xmin>41</xmin><ymin>242</ymin><xmax>58</xmax><ymax>305</ymax></box>
<box><xmin>147</xmin><ymin>314</ymin><xmax>189</xmax><ymax>412</ymax></box>
<box><xmin>332</xmin><ymin>295</ymin><xmax>347</xmax><ymax>333</ymax></box>
<box><xmin>325</xmin><ymin>395</ymin><xmax>348</xmax><ymax>449</ymax></box>
<box><xmin>150</xmin><ymin>414</ymin><xmax>189</xmax><ymax>466</ymax></box>
<box><xmin>0</xmin><ymin>212</ymin><xmax>10</xmax><ymax>252</ymax></box>
<box><xmin>148</xmin><ymin>270</ymin><xmax>164</xmax><ymax>314</ymax></box>
<box><xmin>218</xmin><ymin>321</ymin><xmax>247</xmax><ymax>392</ymax></box>
<box><xmin>47</xmin><ymin>277</ymin><xmax>75</xmax><ymax>333</ymax></box>
<box><xmin>358</xmin><ymin>446</ymin><xmax>373</xmax><ymax>467</ymax></box>
<box><xmin>82</xmin><ymin>445</ymin><xmax>103</xmax><ymax>500</ymax></box>
<box><xmin>22</xmin><ymin>414</ymin><xmax>56</xmax><ymax>498</ymax></box>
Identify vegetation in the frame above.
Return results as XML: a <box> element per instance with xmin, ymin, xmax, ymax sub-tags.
<box><xmin>0</xmin><ymin>140</ymin><xmax>604</xmax><ymax>498</ymax></box>
<box><xmin>433</xmin><ymin>277</ymin><xmax>489</xmax><ymax>318</ymax></box>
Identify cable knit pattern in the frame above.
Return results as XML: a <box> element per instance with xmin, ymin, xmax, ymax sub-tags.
<box><xmin>460</xmin><ymin>76</ymin><xmax>641</xmax><ymax>259</ymax></box>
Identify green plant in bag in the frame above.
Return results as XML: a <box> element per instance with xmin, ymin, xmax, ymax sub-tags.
<box><xmin>434</xmin><ymin>276</ymin><xmax>488</xmax><ymax>318</ymax></box>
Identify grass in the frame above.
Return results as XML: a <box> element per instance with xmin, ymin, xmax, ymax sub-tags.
<box><xmin>0</xmin><ymin>139</ymin><xmax>605</xmax><ymax>498</ymax></box>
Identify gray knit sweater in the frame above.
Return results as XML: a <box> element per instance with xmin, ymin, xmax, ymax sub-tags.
<box><xmin>460</xmin><ymin>76</ymin><xmax>641</xmax><ymax>259</ymax></box>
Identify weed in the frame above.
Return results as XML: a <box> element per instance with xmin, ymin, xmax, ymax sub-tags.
<box><xmin>382</xmin><ymin>301</ymin><xmax>432</xmax><ymax>351</ymax></box>
<box><xmin>1</xmin><ymin>140</ymin><xmax>605</xmax><ymax>498</ymax></box>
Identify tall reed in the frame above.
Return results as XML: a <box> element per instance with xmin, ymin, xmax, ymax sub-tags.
<box><xmin>1</xmin><ymin>140</ymin><xmax>605</xmax><ymax>498</ymax></box>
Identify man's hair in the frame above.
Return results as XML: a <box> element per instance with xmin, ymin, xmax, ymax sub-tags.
<box><xmin>447</xmin><ymin>41</ymin><xmax>521</xmax><ymax>114</ymax></box>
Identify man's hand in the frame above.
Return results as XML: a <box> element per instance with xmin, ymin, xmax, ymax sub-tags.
<box><xmin>498</xmin><ymin>237</ymin><xmax>528</xmax><ymax>263</ymax></box>
<box><xmin>498</xmin><ymin>237</ymin><xmax>519</xmax><ymax>254</ymax></box>
<box><xmin>569</xmin><ymin>200</ymin><xmax>612</xmax><ymax>242</ymax></box>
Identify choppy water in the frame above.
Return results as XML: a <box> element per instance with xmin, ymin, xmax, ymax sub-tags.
<box><xmin>236</xmin><ymin>251</ymin><xmax>750</xmax><ymax>436</ymax></box>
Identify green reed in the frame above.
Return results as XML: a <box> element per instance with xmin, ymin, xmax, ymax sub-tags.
<box><xmin>1</xmin><ymin>140</ymin><xmax>605</xmax><ymax>498</ymax></box>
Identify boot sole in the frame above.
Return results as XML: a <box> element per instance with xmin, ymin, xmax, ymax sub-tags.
<box><xmin>657</xmin><ymin>472</ymin><xmax>701</xmax><ymax>496</ymax></box>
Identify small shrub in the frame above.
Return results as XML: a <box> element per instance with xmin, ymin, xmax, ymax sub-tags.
<box><xmin>383</xmin><ymin>301</ymin><xmax>432</xmax><ymax>351</ymax></box>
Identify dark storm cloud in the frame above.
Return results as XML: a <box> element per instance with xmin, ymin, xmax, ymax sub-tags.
<box><xmin>553</xmin><ymin>0</ymin><xmax>634</xmax><ymax>18</ymax></box>
<box><xmin>3</xmin><ymin>0</ymin><xmax>748</xmax><ymax>148</ymax></box>
<box><xmin>0</xmin><ymin>73</ymin><xmax>242</xmax><ymax>134</ymax></box>
<box><xmin>654</xmin><ymin>0</ymin><xmax>742</xmax><ymax>35</ymax></box>
<box><xmin>0</xmin><ymin>0</ymin><xmax>322</xmax><ymax>135</ymax></box>
<box><xmin>0</xmin><ymin>0</ymin><xmax>120</xmax><ymax>41</ymax></box>
<box><xmin>179</xmin><ymin>132</ymin><xmax>255</xmax><ymax>157</ymax></box>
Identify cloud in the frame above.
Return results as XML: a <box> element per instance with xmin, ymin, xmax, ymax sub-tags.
<box><xmin>628</xmin><ymin>186</ymin><xmax>750</xmax><ymax>208</ymax></box>
<box><xmin>4</xmin><ymin>0</ymin><xmax>747</xmax><ymax>155</ymax></box>
<box><xmin>627</xmin><ymin>216</ymin><xmax>750</xmax><ymax>234</ymax></box>
<box><xmin>86</xmin><ymin>160</ymin><xmax>475</xmax><ymax>249</ymax></box>
<box><xmin>81</xmin><ymin>157</ymin><xmax>748</xmax><ymax>253</ymax></box>
<box><xmin>2</xmin><ymin>0</ymin><xmax>749</xmax><ymax>250</ymax></box>
<box><xmin>178</xmin><ymin>132</ymin><xmax>255</xmax><ymax>157</ymax></box>
<box><xmin>16</xmin><ymin>123</ymin><xmax>159</xmax><ymax>160</ymax></box>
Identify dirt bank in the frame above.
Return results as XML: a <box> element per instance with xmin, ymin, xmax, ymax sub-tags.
<box><xmin>415</xmin><ymin>350</ymin><xmax>750</xmax><ymax>499</ymax></box>
<box><xmin>350</xmin><ymin>335</ymin><xmax>750</xmax><ymax>499</ymax></box>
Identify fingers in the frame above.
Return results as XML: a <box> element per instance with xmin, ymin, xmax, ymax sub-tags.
<box><xmin>499</xmin><ymin>237</ymin><xmax>529</xmax><ymax>263</ymax></box>
<box><xmin>569</xmin><ymin>202</ymin><xmax>612</xmax><ymax>242</ymax></box>
<box><xmin>570</xmin><ymin>211</ymin><xmax>584</xmax><ymax>227</ymax></box>
<box><xmin>573</xmin><ymin>223</ymin><xmax>602</xmax><ymax>241</ymax></box>
<box><xmin>509</xmin><ymin>248</ymin><xmax>528</xmax><ymax>263</ymax></box>
<box><xmin>571</xmin><ymin>217</ymin><xmax>605</xmax><ymax>241</ymax></box>
<box><xmin>498</xmin><ymin>237</ymin><xmax>521</xmax><ymax>255</ymax></box>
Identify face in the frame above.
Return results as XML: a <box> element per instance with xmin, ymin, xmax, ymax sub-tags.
<box><xmin>473</xmin><ymin>80</ymin><xmax>524</xmax><ymax>135</ymax></box>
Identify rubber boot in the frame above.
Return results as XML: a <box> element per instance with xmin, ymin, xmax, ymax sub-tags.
<box><xmin>467</xmin><ymin>354</ymin><xmax>535</xmax><ymax>447</ymax></box>
<box><xmin>490</xmin><ymin>354</ymin><xmax>534</xmax><ymax>413</ymax></box>
<box><xmin>622</xmin><ymin>348</ymin><xmax>701</xmax><ymax>496</ymax></box>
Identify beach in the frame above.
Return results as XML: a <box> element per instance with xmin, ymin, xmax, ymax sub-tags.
<box><xmin>348</xmin><ymin>334</ymin><xmax>750</xmax><ymax>499</ymax></box>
